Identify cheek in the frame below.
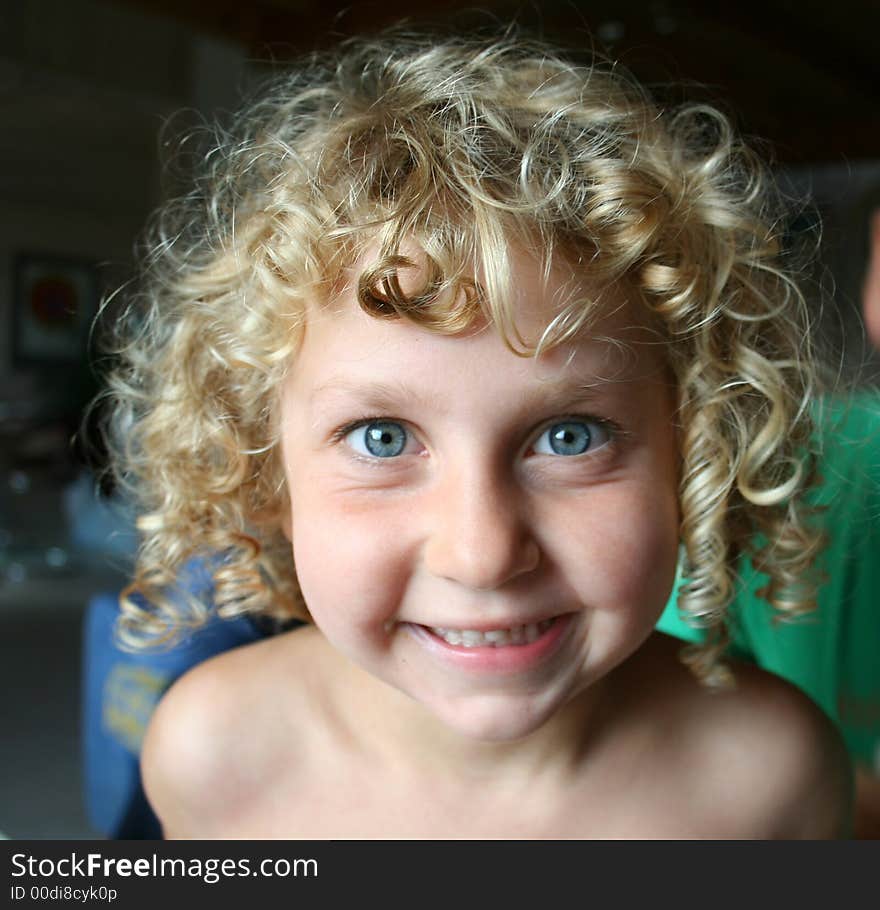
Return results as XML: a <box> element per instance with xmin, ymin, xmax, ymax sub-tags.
<box><xmin>553</xmin><ymin>481</ymin><xmax>679</xmax><ymax>618</ymax></box>
<box><xmin>615</xmin><ymin>505</ymin><xmax>679</xmax><ymax>613</ymax></box>
<box><xmin>288</xmin><ymin>491</ymin><xmax>412</xmax><ymax>631</ymax></box>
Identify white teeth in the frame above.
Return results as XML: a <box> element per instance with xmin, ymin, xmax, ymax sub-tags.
<box><xmin>428</xmin><ymin>619</ymin><xmax>555</xmax><ymax>647</ymax></box>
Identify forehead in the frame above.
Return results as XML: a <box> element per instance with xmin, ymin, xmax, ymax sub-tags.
<box><xmin>324</xmin><ymin>241</ymin><xmax>659</xmax><ymax>349</ymax></box>
<box><xmin>288</xmin><ymin>249</ymin><xmax>668</xmax><ymax>406</ymax></box>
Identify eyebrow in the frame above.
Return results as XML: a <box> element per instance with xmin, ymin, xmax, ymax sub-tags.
<box><xmin>308</xmin><ymin>376</ymin><xmax>619</xmax><ymax>416</ymax></box>
<box><xmin>310</xmin><ymin>379</ymin><xmax>448</xmax><ymax>413</ymax></box>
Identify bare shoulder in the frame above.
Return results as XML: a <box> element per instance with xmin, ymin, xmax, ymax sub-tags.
<box><xmin>624</xmin><ymin>634</ymin><xmax>853</xmax><ymax>838</ymax></box>
<box><xmin>696</xmin><ymin>658</ymin><xmax>852</xmax><ymax>838</ymax></box>
<box><xmin>140</xmin><ymin>625</ymin><xmax>320</xmax><ymax>838</ymax></box>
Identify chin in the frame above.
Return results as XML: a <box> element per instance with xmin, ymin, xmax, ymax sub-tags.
<box><xmin>429</xmin><ymin>693</ymin><xmax>564</xmax><ymax>743</ymax></box>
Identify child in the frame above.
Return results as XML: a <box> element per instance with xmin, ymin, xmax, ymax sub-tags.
<box><xmin>107</xmin><ymin>30</ymin><xmax>851</xmax><ymax>838</ymax></box>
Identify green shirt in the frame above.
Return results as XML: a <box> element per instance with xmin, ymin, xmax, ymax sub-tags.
<box><xmin>657</xmin><ymin>392</ymin><xmax>880</xmax><ymax>769</ymax></box>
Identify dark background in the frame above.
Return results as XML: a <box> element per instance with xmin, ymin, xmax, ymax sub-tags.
<box><xmin>1</xmin><ymin>0</ymin><xmax>878</xmax><ymax>838</ymax></box>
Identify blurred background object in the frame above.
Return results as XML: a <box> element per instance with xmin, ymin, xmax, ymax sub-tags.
<box><xmin>1</xmin><ymin>0</ymin><xmax>878</xmax><ymax>838</ymax></box>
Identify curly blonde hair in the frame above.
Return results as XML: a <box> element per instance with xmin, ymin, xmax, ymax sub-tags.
<box><xmin>105</xmin><ymin>29</ymin><xmax>826</xmax><ymax>682</ymax></box>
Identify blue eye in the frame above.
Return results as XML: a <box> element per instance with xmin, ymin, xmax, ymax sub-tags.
<box><xmin>533</xmin><ymin>420</ymin><xmax>606</xmax><ymax>456</ymax></box>
<box><xmin>345</xmin><ymin>420</ymin><xmax>409</xmax><ymax>458</ymax></box>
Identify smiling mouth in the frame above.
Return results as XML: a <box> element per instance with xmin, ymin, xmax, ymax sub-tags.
<box><xmin>424</xmin><ymin>618</ymin><xmax>557</xmax><ymax>648</ymax></box>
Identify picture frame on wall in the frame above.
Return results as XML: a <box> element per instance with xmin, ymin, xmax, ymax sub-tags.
<box><xmin>12</xmin><ymin>253</ymin><xmax>99</xmax><ymax>367</ymax></box>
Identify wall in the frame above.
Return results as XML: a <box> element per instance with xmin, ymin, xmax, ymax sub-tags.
<box><xmin>0</xmin><ymin>0</ymin><xmax>248</xmax><ymax>839</ymax></box>
<box><xmin>0</xmin><ymin>0</ymin><xmax>246</xmax><ymax>417</ymax></box>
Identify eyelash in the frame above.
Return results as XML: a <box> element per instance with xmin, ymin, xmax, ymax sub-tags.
<box><xmin>329</xmin><ymin>414</ymin><xmax>628</xmax><ymax>460</ymax></box>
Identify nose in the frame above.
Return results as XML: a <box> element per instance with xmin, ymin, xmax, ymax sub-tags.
<box><xmin>422</xmin><ymin>464</ymin><xmax>540</xmax><ymax>590</ymax></box>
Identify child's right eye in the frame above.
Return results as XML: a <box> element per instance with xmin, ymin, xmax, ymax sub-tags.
<box><xmin>344</xmin><ymin>420</ymin><xmax>411</xmax><ymax>458</ymax></box>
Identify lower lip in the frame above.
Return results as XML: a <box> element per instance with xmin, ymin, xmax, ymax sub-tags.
<box><xmin>405</xmin><ymin>614</ymin><xmax>574</xmax><ymax>674</ymax></box>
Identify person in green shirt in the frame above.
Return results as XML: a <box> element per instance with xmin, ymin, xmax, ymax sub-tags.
<box><xmin>659</xmin><ymin>206</ymin><xmax>880</xmax><ymax>838</ymax></box>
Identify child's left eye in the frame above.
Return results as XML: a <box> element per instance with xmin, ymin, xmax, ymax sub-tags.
<box><xmin>532</xmin><ymin>420</ymin><xmax>610</xmax><ymax>456</ymax></box>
